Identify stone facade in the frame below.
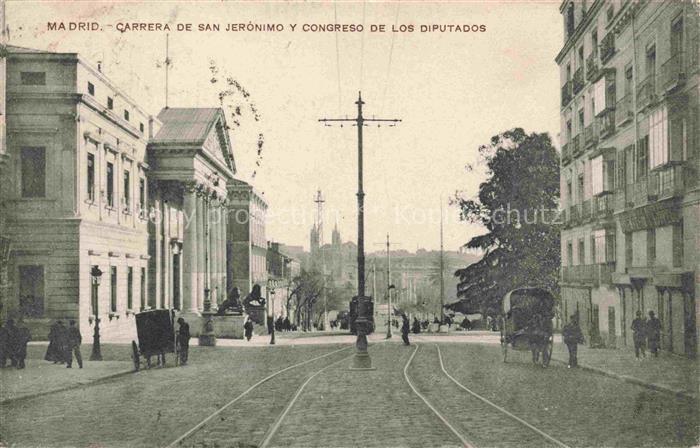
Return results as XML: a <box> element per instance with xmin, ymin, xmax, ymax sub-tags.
<box><xmin>1</xmin><ymin>46</ymin><xmax>153</xmax><ymax>340</ymax></box>
<box><xmin>227</xmin><ymin>179</ymin><xmax>268</xmax><ymax>298</ymax></box>
<box><xmin>0</xmin><ymin>47</ymin><xmax>239</xmax><ymax>342</ymax></box>
<box><xmin>557</xmin><ymin>0</ymin><xmax>698</xmax><ymax>356</ymax></box>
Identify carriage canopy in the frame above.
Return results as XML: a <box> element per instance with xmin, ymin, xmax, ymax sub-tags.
<box><xmin>135</xmin><ymin>309</ymin><xmax>176</xmax><ymax>356</ymax></box>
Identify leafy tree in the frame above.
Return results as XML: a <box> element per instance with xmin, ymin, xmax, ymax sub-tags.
<box><xmin>454</xmin><ymin>128</ymin><xmax>560</xmax><ymax>318</ymax></box>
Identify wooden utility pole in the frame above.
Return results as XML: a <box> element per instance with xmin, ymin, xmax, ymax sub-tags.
<box><xmin>439</xmin><ymin>201</ymin><xmax>445</xmax><ymax>324</ymax></box>
<box><xmin>319</xmin><ymin>92</ymin><xmax>400</xmax><ymax>369</ymax></box>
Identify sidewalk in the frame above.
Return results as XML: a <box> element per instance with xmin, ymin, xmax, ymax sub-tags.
<box><xmin>0</xmin><ymin>358</ymin><xmax>133</xmax><ymax>403</ymax></box>
<box><xmin>550</xmin><ymin>339</ymin><xmax>698</xmax><ymax>400</ymax></box>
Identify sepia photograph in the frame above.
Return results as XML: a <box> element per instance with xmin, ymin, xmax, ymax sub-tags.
<box><xmin>0</xmin><ymin>0</ymin><xmax>698</xmax><ymax>446</ymax></box>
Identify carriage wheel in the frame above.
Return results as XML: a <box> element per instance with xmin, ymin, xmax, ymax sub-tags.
<box><xmin>131</xmin><ymin>341</ymin><xmax>140</xmax><ymax>372</ymax></box>
<box><xmin>542</xmin><ymin>337</ymin><xmax>553</xmax><ymax>368</ymax></box>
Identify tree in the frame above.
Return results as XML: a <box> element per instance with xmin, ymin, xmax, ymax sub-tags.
<box><xmin>454</xmin><ymin>128</ymin><xmax>560</xmax><ymax>318</ymax></box>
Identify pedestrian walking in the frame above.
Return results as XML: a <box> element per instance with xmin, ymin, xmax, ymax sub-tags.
<box><xmin>646</xmin><ymin>311</ymin><xmax>661</xmax><ymax>358</ymax></box>
<box><xmin>13</xmin><ymin>319</ymin><xmax>31</xmax><ymax>369</ymax></box>
<box><xmin>401</xmin><ymin>314</ymin><xmax>410</xmax><ymax>346</ymax></box>
<box><xmin>45</xmin><ymin>320</ymin><xmax>66</xmax><ymax>364</ymax></box>
<box><xmin>177</xmin><ymin>318</ymin><xmax>190</xmax><ymax>365</ymax></box>
<box><xmin>65</xmin><ymin>320</ymin><xmax>83</xmax><ymax>368</ymax></box>
<box><xmin>244</xmin><ymin>316</ymin><xmax>254</xmax><ymax>341</ymax></box>
<box><xmin>631</xmin><ymin>310</ymin><xmax>647</xmax><ymax>359</ymax></box>
<box><xmin>0</xmin><ymin>321</ymin><xmax>8</xmax><ymax>368</ymax></box>
<box><xmin>5</xmin><ymin>319</ymin><xmax>18</xmax><ymax>367</ymax></box>
<box><xmin>562</xmin><ymin>315</ymin><xmax>584</xmax><ymax>368</ymax></box>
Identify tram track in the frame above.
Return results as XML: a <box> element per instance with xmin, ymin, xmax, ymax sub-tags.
<box><xmin>166</xmin><ymin>345</ymin><xmax>354</xmax><ymax>448</ymax></box>
<box><xmin>404</xmin><ymin>343</ymin><xmax>571</xmax><ymax>448</ymax></box>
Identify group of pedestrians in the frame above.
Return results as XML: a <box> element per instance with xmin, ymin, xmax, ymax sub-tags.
<box><xmin>0</xmin><ymin>319</ymin><xmax>32</xmax><ymax>369</ymax></box>
<box><xmin>45</xmin><ymin>320</ymin><xmax>83</xmax><ymax>368</ymax></box>
<box><xmin>631</xmin><ymin>310</ymin><xmax>662</xmax><ymax>359</ymax></box>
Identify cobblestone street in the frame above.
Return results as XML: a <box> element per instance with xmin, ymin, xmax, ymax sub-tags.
<box><xmin>1</xmin><ymin>335</ymin><xmax>697</xmax><ymax>447</ymax></box>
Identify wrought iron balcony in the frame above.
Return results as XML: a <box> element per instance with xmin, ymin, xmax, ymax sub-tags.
<box><xmin>594</xmin><ymin>193</ymin><xmax>614</xmax><ymax>217</ymax></box>
<box><xmin>615</xmin><ymin>94</ymin><xmax>633</xmax><ymax>127</ymax></box>
<box><xmin>597</xmin><ymin>109</ymin><xmax>616</xmax><ymax>139</ymax></box>
<box><xmin>571</xmin><ymin>134</ymin><xmax>582</xmax><ymax>157</ymax></box>
<box><xmin>581</xmin><ymin>199</ymin><xmax>592</xmax><ymax>221</ymax></box>
<box><xmin>637</xmin><ymin>74</ymin><xmax>657</xmax><ymax>110</ymax></box>
<box><xmin>648</xmin><ymin>164</ymin><xmax>685</xmax><ymax>201</ymax></box>
<box><xmin>572</xmin><ymin>67</ymin><xmax>585</xmax><ymax>94</ymax></box>
<box><xmin>561</xmin><ymin>263</ymin><xmax>616</xmax><ymax>286</ymax></box>
<box><xmin>584</xmin><ymin>122</ymin><xmax>598</xmax><ymax>148</ymax></box>
<box><xmin>561</xmin><ymin>143</ymin><xmax>572</xmax><ymax>165</ymax></box>
<box><xmin>561</xmin><ymin>81</ymin><xmax>573</xmax><ymax>107</ymax></box>
<box><xmin>600</xmin><ymin>33</ymin><xmax>615</xmax><ymax>64</ymax></box>
<box><xmin>586</xmin><ymin>52</ymin><xmax>599</xmax><ymax>81</ymax></box>
<box><xmin>634</xmin><ymin>178</ymin><xmax>648</xmax><ymax>207</ymax></box>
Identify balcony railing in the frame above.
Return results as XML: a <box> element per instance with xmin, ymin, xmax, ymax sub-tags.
<box><xmin>637</xmin><ymin>74</ymin><xmax>657</xmax><ymax>110</ymax></box>
<box><xmin>561</xmin><ymin>81</ymin><xmax>573</xmax><ymax>107</ymax></box>
<box><xmin>597</xmin><ymin>109</ymin><xmax>616</xmax><ymax>139</ymax></box>
<box><xmin>614</xmin><ymin>188</ymin><xmax>627</xmax><ymax>210</ymax></box>
<box><xmin>594</xmin><ymin>193</ymin><xmax>614</xmax><ymax>217</ymax></box>
<box><xmin>615</xmin><ymin>94</ymin><xmax>633</xmax><ymax>127</ymax></box>
<box><xmin>562</xmin><ymin>263</ymin><xmax>616</xmax><ymax>286</ymax></box>
<box><xmin>659</xmin><ymin>52</ymin><xmax>687</xmax><ymax>93</ymax></box>
<box><xmin>634</xmin><ymin>178</ymin><xmax>648</xmax><ymax>207</ymax></box>
<box><xmin>584</xmin><ymin>122</ymin><xmax>598</xmax><ymax>148</ymax></box>
<box><xmin>572</xmin><ymin>134</ymin><xmax>582</xmax><ymax>157</ymax></box>
<box><xmin>561</xmin><ymin>143</ymin><xmax>571</xmax><ymax>165</ymax></box>
<box><xmin>581</xmin><ymin>199</ymin><xmax>592</xmax><ymax>221</ymax></box>
<box><xmin>573</xmin><ymin>67</ymin><xmax>585</xmax><ymax>94</ymax></box>
<box><xmin>648</xmin><ymin>164</ymin><xmax>684</xmax><ymax>200</ymax></box>
<box><xmin>600</xmin><ymin>33</ymin><xmax>615</xmax><ymax>64</ymax></box>
<box><xmin>586</xmin><ymin>52</ymin><xmax>599</xmax><ymax>81</ymax></box>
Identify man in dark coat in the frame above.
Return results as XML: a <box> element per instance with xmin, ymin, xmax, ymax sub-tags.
<box><xmin>631</xmin><ymin>310</ymin><xmax>647</xmax><ymax>359</ymax></box>
<box><xmin>401</xmin><ymin>314</ymin><xmax>410</xmax><ymax>346</ymax></box>
<box><xmin>562</xmin><ymin>315</ymin><xmax>584</xmax><ymax>368</ymax></box>
<box><xmin>411</xmin><ymin>317</ymin><xmax>421</xmax><ymax>334</ymax></box>
<box><xmin>65</xmin><ymin>320</ymin><xmax>83</xmax><ymax>368</ymax></box>
<box><xmin>13</xmin><ymin>319</ymin><xmax>31</xmax><ymax>369</ymax></box>
<box><xmin>177</xmin><ymin>318</ymin><xmax>190</xmax><ymax>366</ymax></box>
<box><xmin>243</xmin><ymin>317</ymin><xmax>254</xmax><ymax>341</ymax></box>
<box><xmin>646</xmin><ymin>311</ymin><xmax>661</xmax><ymax>357</ymax></box>
<box><xmin>45</xmin><ymin>320</ymin><xmax>66</xmax><ymax>364</ymax></box>
<box><xmin>0</xmin><ymin>321</ymin><xmax>8</xmax><ymax>368</ymax></box>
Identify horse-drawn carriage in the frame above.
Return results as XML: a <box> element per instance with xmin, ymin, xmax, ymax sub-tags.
<box><xmin>131</xmin><ymin>309</ymin><xmax>179</xmax><ymax>371</ymax></box>
<box><xmin>500</xmin><ymin>287</ymin><xmax>555</xmax><ymax>367</ymax></box>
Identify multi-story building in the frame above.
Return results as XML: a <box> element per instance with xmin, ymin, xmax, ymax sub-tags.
<box><xmin>227</xmin><ymin>179</ymin><xmax>268</xmax><ymax>298</ymax></box>
<box><xmin>1</xmin><ymin>45</ymin><xmax>153</xmax><ymax>340</ymax></box>
<box><xmin>557</xmin><ymin>0</ymin><xmax>698</xmax><ymax>356</ymax></box>
<box><xmin>0</xmin><ymin>46</ymin><xmax>238</xmax><ymax>341</ymax></box>
<box><xmin>266</xmin><ymin>241</ymin><xmax>301</xmax><ymax>317</ymax></box>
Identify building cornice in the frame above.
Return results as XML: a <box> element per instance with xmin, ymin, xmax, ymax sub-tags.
<box><xmin>555</xmin><ymin>0</ymin><xmax>605</xmax><ymax>65</ymax></box>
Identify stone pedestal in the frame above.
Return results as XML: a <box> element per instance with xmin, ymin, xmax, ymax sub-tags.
<box><xmin>198</xmin><ymin>312</ymin><xmax>217</xmax><ymax>346</ymax></box>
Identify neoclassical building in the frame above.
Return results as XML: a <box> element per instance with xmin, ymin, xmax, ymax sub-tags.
<box><xmin>148</xmin><ymin>107</ymin><xmax>236</xmax><ymax>320</ymax></box>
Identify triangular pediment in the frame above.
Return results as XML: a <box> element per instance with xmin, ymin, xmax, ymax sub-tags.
<box><xmin>202</xmin><ymin>115</ymin><xmax>235</xmax><ymax>173</ymax></box>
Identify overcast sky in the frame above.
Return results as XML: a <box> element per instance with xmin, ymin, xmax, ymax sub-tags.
<box><xmin>7</xmin><ymin>1</ymin><xmax>562</xmax><ymax>252</ymax></box>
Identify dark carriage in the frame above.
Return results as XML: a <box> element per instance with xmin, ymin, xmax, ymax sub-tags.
<box><xmin>500</xmin><ymin>287</ymin><xmax>555</xmax><ymax>367</ymax></box>
<box><xmin>131</xmin><ymin>309</ymin><xmax>178</xmax><ymax>371</ymax></box>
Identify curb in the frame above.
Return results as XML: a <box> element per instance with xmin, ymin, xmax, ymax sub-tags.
<box><xmin>0</xmin><ymin>368</ymin><xmax>133</xmax><ymax>406</ymax></box>
<box><xmin>550</xmin><ymin>356</ymin><xmax>697</xmax><ymax>401</ymax></box>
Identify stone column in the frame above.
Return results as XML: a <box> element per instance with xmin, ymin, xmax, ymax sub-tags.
<box><xmin>153</xmin><ymin>189</ymin><xmax>162</xmax><ymax>309</ymax></box>
<box><xmin>162</xmin><ymin>200</ymin><xmax>171</xmax><ymax>309</ymax></box>
<box><xmin>182</xmin><ymin>185</ymin><xmax>199</xmax><ymax>314</ymax></box>
<box><xmin>219</xmin><ymin>204</ymin><xmax>227</xmax><ymax>299</ymax></box>
<box><xmin>196</xmin><ymin>191</ymin><xmax>205</xmax><ymax>311</ymax></box>
<box><xmin>210</xmin><ymin>200</ymin><xmax>220</xmax><ymax>310</ymax></box>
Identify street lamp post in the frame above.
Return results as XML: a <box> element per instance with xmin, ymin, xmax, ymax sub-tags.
<box><xmin>270</xmin><ymin>284</ymin><xmax>276</xmax><ymax>345</ymax></box>
<box><xmin>90</xmin><ymin>266</ymin><xmax>103</xmax><ymax>361</ymax></box>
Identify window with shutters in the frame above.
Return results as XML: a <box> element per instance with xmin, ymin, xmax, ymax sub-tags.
<box><xmin>567</xmin><ymin>241</ymin><xmax>574</xmax><ymax>267</ymax></box>
<box><xmin>672</xmin><ymin>222</ymin><xmax>683</xmax><ymax>268</ymax></box>
<box><xmin>591</xmin><ymin>156</ymin><xmax>604</xmax><ymax>195</ymax></box>
<box><xmin>578</xmin><ymin>239</ymin><xmax>585</xmax><ymax>265</ymax></box>
<box><xmin>106</xmin><ymin>162</ymin><xmax>115</xmax><ymax>207</ymax></box>
<box><xmin>110</xmin><ymin>266</ymin><xmax>118</xmax><ymax>313</ymax></box>
<box><xmin>637</xmin><ymin>136</ymin><xmax>649</xmax><ymax>179</ymax></box>
<box><xmin>649</xmin><ymin>107</ymin><xmax>668</xmax><ymax>169</ymax></box>
<box><xmin>624</xmin><ymin>232</ymin><xmax>633</xmax><ymax>267</ymax></box>
<box><xmin>123</xmin><ymin>170</ymin><xmax>131</xmax><ymax>209</ymax></box>
<box><xmin>21</xmin><ymin>147</ymin><xmax>46</xmax><ymax>198</ymax></box>
<box><xmin>647</xmin><ymin>229</ymin><xmax>656</xmax><ymax>266</ymax></box>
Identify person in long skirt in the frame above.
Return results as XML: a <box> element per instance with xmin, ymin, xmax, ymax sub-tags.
<box><xmin>45</xmin><ymin>320</ymin><xmax>67</xmax><ymax>364</ymax></box>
